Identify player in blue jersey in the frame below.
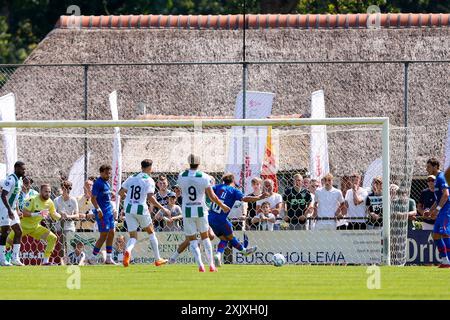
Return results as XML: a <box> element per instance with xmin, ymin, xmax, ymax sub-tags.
<box><xmin>208</xmin><ymin>173</ymin><xmax>269</xmax><ymax>266</ymax></box>
<box><xmin>426</xmin><ymin>158</ymin><xmax>450</xmax><ymax>268</ymax></box>
<box><xmin>89</xmin><ymin>164</ymin><xmax>116</xmax><ymax>265</ymax></box>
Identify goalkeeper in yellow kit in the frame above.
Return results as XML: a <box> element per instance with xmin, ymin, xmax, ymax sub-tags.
<box><xmin>7</xmin><ymin>184</ymin><xmax>61</xmax><ymax>265</ymax></box>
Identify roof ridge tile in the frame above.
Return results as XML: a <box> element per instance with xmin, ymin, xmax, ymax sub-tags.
<box><xmin>55</xmin><ymin>13</ymin><xmax>450</xmax><ymax>30</ymax></box>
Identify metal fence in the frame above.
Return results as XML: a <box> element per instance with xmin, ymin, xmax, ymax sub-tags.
<box><xmin>0</xmin><ymin>60</ymin><xmax>448</xmax><ymax>188</ymax></box>
<box><xmin>0</xmin><ymin>60</ymin><xmax>448</xmax><ymax>265</ymax></box>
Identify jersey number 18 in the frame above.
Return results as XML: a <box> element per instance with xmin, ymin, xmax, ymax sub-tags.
<box><xmin>130</xmin><ymin>185</ymin><xmax>141</xmax><ymax>200</ymax></box>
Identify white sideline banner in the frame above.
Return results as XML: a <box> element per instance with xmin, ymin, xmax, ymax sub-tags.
<box><xmin>0</xmin><ymin>93</ymin><xmax>17</xmax><ymax>174</ymax></box>
<box><xmin>226</xmin><ymin>91</ymin><xmax>274</xmax><ymax>194</ymax></box>
<box><xmin>233</xmin><ymin>230</ymin><xmax>382</xmax><ymax>265</ymax></box>
<box><xmin>110</xmin><ymin>90</ymin><xmax>122</xmax><ymax>210</ymax></box>
<box><xmin>310</xmin><ymin>90</ymin><xmax>329</xmax><ymax>181</ymax></box>
<box><xmin>67</xmin><ymin>230</ymin><xmax>382</xmax><ymax>265</ymax></box>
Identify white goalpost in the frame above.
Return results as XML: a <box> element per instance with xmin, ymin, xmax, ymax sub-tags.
<box><xmin>0</xmin><ymin>117</ymin><xmax>401</xmax><ymax>265</ymax></box>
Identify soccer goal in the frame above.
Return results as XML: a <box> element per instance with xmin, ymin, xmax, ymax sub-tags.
<box><xmin>0</xmin><ymin>117</ymin><xmax>417</xmax><ymax>266</ymax></box>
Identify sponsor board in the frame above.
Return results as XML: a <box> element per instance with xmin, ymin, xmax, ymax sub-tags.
<box><xmin>66</xmin><ymin>232</ymin><xmax>201</xmax><ymax>264</ymax></box>
<box><xmin>232</xmin><ymin>230</ymin><xmax>382</xmax><ymax>265</ymax></box>
<box><xmin>406</xmin><ymin>229</ymin><xmax>442</xmax><ymax>265</ymax></box>
<box><xmin>67</xmin><ymin>230</ymin><xmax>382</xmax><ymax>265</ymax></box>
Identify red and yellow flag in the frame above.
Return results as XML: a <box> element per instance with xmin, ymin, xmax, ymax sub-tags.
<box><xmin>261</xmin><ymin>126</ymin><xmax>279</xmax><ymax>192</ymax></box>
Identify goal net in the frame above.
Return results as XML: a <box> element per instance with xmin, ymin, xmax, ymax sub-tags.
<box><xmin>0</xmin><ymin>118</ymin><xmax>417</xmax><ymax>266</ymax></box>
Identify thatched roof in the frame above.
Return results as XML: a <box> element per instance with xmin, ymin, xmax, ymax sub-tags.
<box><xmin>0</xmin><ymin>14</ymin><xmax>449</xmax><ymax>181</ymax></box>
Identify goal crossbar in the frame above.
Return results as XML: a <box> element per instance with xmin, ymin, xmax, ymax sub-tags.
<box><xmin>0</xmin><ymin>116</ymin><xmax>392</xmax><ymax>265</ymax></box>
<box><xmin>0</xmin><ymin>117</ymin><xmax>388</xmax><ymax>128</ymax></box>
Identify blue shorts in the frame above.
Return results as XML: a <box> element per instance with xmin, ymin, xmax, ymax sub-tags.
<box><xmin>433</xmin><ymin>207</ymin><xmax>450</xmax><ymax>235</ymax></box>
<box><xmin>208</xmin><ymin>214</ymin><xmax>233</xmax><ymax>238</ymax></box>
<box><xmin>94</xmin><ymin>210</ymin><xmax>115</xmax><ymax>233</ymax></box>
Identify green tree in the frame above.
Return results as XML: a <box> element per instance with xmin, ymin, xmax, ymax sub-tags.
<box><xmin>0</xmin><ymin>15</ymin><xmax>37</xmax><ymax>64</ymax></box>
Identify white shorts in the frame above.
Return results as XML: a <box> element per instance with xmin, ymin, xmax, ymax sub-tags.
<box><xmin>0</xmin><ymin>207</ymin><xmax>20</xmax><ymax>227</ymax></box>
<box><xmin>125</xmin><ymin>213</ymin><xmax>152</xmax><ymax>232</ymax></box>
<box><xmin>184</xmin><ymin>216</ymin><xmax>209</xmax><ymax>236</ymax></box>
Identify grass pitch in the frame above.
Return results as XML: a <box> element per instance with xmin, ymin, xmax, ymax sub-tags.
<box><xmin>0</xmin><ymin>264</ymin><xmax>449</xmax><ymax>300</ymax></box>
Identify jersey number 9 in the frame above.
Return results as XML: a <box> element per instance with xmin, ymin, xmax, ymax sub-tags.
<box><xmin>188</xmin><ymin>186</ymin><xmax>197</xmax><ymax>201</ymax></box>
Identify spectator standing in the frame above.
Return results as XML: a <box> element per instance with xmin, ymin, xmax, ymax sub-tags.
<box><xmin>256</xmin><ymin>179</ymin><xmax>283</xmax><ymax>230</ymax></box>
<box><xmin>308</xmin><ymin>179</ymin><xmax>320</xmax><ymax>196</ymax></box>
<box><xmin>366</xmin><ymin>176</ymin><xmax>383</xmax><ymax>229</ymax></box>
<box><xmin>54</xmin><ymin>180</ymin><xmax>79</xmax><ymax>264</ymax></box>
<box><xmin>303</xmin><ymin>177</ymin><xmax>311</xmax><ymax>190</ymax></box>
<box><xmin>391</xmin><ymin>184</ymin><xmax>417</xmax><ymax>222</ymax></box>
<box><xmin>246</xmin><ymin>177</ymin><xmax>262</xmax><ymax>230</ymax></box>
<box><xmin>340</xmin><ymin>175</ymin><xmax>352</xmax><ymax>203</ymax></box>
<box><xmin>173</xmin><ymin>184</ymin><xmax>183</xmax><ymax>206</ymax></box>
<box><xmin>158</xmin><ymin>191</ymin><xmax>183</xmax><ymax>231</ymax></box>
<box><xmin>313</xmin><ymin>173</ymin><xmax>345</xmax><ymax>230</ymax></box>
<box><xmin>76</xmin><ymin>177</ymin><xmax>96</xmax><ymax>231</ymax></box>
<box><xmin>417</xmin><ymin>175</ymin><xmax>437</xmax><ymax>230</ymax></box>
<box><xmin>252</xmin><ymin>202</ymin><xmax>276</xmax><ymax>231</ymax></box>
<box><xmin>283</xmin><ymin>174</ymin><xmax>313</xmax><ymax>230</ymax></box>
<box><xmin>153</xmin><ymin>175</ymin><xmax>172</xmax><ymax>231</ymax></box>
<box><xmin>343</xmin><ymin>173</ymin><xmax>369</xmax><ymax>230</ymax></box>
<box><xmin>307</xmin><ymin>179</ymin><xmax>320</xmax><ymax>230</ymax></box>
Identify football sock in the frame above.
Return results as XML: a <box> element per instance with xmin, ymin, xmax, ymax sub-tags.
<box><xmin>435</xmin><ymin>238</ymin><xmax>449</xmax><ymax>263</ymax></box>
<box><xmin>202</xmin><ymin>238</ymin><xmax>213</xmax><ymax>266</ymax></box>
<box><xmin>189</xmin><ymin>240</ymin><xmax>203</xmax><ymax>267</ymax></box>
<box><xmin>126</xmin><ymin>238</ymin><xmax>137</xmax><ymax>252</ymax></box>
<box><xmin>92</xmin><ymin>246</ymin><xmax>100</xmax><ymax>256</ymax></box>
<box><xmin>149</xmin><ymin>233</ymin><xmax>161</xmax><ymax>260</ymax></box>
<box><xmin>217</xmin><ymin>240</ymin><xmax>227</xmax><ymax>254</ymax></box>
<box><xmin>230</xmin><ymin>237</ymin><xmax>244</xmax><ymax>251</ymax></box>
<box><xmin>443</xmin><ymin>238</ymin><xmax>450</xmax><ymax>263</ymax></box>
<box><xmin>0</xmin><ymin>245</ymin><xmax>5</xmax><ymax>262</ymax></box>
<box><xmin>12</xmin><ymin>244</ymin><xmax>20</xmax><ymax>260</ymax></box>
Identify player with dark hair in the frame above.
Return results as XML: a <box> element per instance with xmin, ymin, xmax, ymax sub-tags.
<box><xmin>208</xmin><ymin>173</ymin><xmax>269</xmax><ymax>266</ymax></box>
<box><xmin>177</xmin><ymin>154</ymin><xmax>230</xmax><ymax>272</ymax></box>
<box><xmin>427</xmin><ymin>158</ymin><xmax>450</xmax><ymax>268</ymax></box>
<box><xmin>0</xmin><ymin>161</ymin><xmax>26</xmax><ymax>266</ymax></box>
<box><xmin>89</xmin><ymin>164</ymin><xmax>116</xmax><ymax>264</ymax></box>
<box><xmin>119</xmin><ymin>159</ymin><xmax>170</xmax><ymax>267</ymax></box>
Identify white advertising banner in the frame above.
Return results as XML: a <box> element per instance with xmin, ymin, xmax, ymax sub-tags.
<box><xmin>67</xmin><ymin>230</ymin><xmax>382</xmax><ymax>265</ymax></box>
<box><xmin>226</xmin><ymin>91</ymin><xmax>274</xmax><ymax>194</ymax></box>
<box><xmin>110</xmin><ymin>91</ymin><xmax>122</xmax><ymax>210</ymax></box>
<box><xmin>233</xmin><ymin>230</ymin><xmax>382</xmax><ymax>265</ymax></box>
<box><xmin>0</xmin><ymin>93</ymin><xmax>17</xmax><ymax>174</ymax></box>
<box><xmin>310</xmin><ymin>90</ymin><xmax>329</xmax><ymax>181</ymax></box>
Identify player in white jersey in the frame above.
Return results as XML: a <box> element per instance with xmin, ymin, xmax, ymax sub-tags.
<box><xmin>0</xmin><ymin>161</ymin><xmax>26</xmax><ymax>266</ymax></box>
<box><xmin>177</xmin><ymin>154</ymin><xmax>230</xmax><ymax>272</ymax></box>
<box><xmin>119</xmin><ymin>159</ymin><xmax>171</xmax><ymax>267</ymax></box>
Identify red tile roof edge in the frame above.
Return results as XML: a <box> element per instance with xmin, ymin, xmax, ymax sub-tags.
<box><xmin>55</xmin><ymin>13</ymin><xmax>450</xmax><ymax>30</ymax></box>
